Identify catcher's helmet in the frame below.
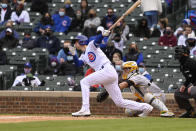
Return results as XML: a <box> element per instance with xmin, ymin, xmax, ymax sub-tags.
<box><xmin>174</xmin><ymin>46</ymin><xmax>190</xmax><ymax>60</ymax></box>
<box><xmin>74</xmin><ymin>35</ymin><xmax>88</xmax><ymax>45</ymax></box>
<box><xmin>122</xmin><ymin>61</ymin><xmax>138</xmax><ymax>79</ymax></box>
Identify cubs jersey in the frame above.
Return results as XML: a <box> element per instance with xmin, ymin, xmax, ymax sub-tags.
<box><xmin>79</xmin><ymin>40</ymin><xmax>110</xmax><ymax>71</ymax></box>
<box><xmin>128</xmin><ymin>73</ymin><xmax>162</xmax><ymax>96</ymax></box>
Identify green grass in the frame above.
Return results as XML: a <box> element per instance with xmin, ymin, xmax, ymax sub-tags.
<box><xmin>0</xmin><ymin>117</ymin><xmax>196</xmax><ymax>131</ymax></box>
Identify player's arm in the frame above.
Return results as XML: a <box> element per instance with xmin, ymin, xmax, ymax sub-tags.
<box><xmin>73</xmin><ymin>55</ymin><xmax>84</xmax><ymax>67</ymax></box>
<box><xmin>93</xmin><ymin>30</ymin><xmax>110</xmax><ymax>47</ymax></box>
<box><xmin>119</xmin><ymin>79</ymin><xmax>135</xmax><ymax>90</ymax></box>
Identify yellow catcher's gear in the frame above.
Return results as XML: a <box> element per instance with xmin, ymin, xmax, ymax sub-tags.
<box><xmin>122</xmin><ymin>61</ymin><xmax>138</xmax><ymax>79</ymax></box>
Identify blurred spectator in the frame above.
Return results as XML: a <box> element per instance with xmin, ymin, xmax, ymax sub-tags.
<box><xmin>19</xmin><ymin>31</ymin><xmax>36</xmax><ymax>49</ymax></box>
<box><xmin>36</xmin><ymin>25</ymin><xmax>60</xmax><ymax>55</ymax></box>
<box><xmin>101</xmin><ymin>8</ymin><xmax>117</xmax><ymax>30</ymax></box>
<box><xmin>0</xmin><ymin>0</ymin><xmax>12</xmax><ymax>24</ymax></box>
<box><xmin>123</xmin><ymin>42</ymin><xmax>143</xmax><ymax>65</ymax></box>
<box><xmin>80</xmin><ymin>0</ymin><xmax>91</xmax><ymax>25</ymax></box>
<box><xmin>141</xmin><ymin>0</ymin><xmax>162</xmax><ymax>28</ymax></box>
<box><xmin>174</xmin><ymin>19</ymin><xmax>191</xmax><ymax>38</ymax></box>
<box><xmin>52</xmin><ymin>7</ymin><xmax>71</xmax><ymax>34</ymax></box>
<box><xmin>158</xmin><ymin>25</ymin><xmax>177</xmax><ymax>47</ymax></box>
<box><xmin>138</xmin><ymin>62</ymin><xmax>152</xmax><ymax>81</ymax></box>
<box><xmin>112</xmin><ymin>52</ymin><xmax>123</xmax><ymax>74</ymax></box>
<box><xmin>185</xmin><ymin>34</ymin><xmax>196</xmax><ymax>56</ymax></box>
<box><xmin>30</xmin><ymin>0</ymin><xmax>48</xmax><ymax>15</ymax></box>
<box><xmin>113</xmin><ymin>19</ymin><xmax>129</xmax><ymax>41</ymax></box>
<box><xmin>83</xmin><ymin>9</ymin><xmax>101</xmax><ymax>37</ymax></box>
<box><xmin>0</xmin><ymin>20</ymin><xmax>19</xmax><ymax>39</ymax></box>
<box><xmin>110</xmin><ymin>33</ymin><xmax>125</xmax><ymax>52</ymax></box>
<box><xmin>34</xmin><ymin>12</ymin><xmax>54</xmax><ymax>35</ymax></box>
<box><xmin>178</xmin><ymin>25</ymin><xmax>194</xmax><ymax>46</ymax></box>
<box><xmin>43</xmin><ymin>56</ymin><xmax>59</xmax><ymax>75</ymax></box>
<box><xmin>134</xmin><ymin>18</ymin><xmax>151</xmax><ymax>39</ymax></box>
<box><xmin>0</xmin><ymin>45</ymin><xmax>6</xmax><ymax>65</ymax></box>
<box><xmin>64</xmin><ymin>0</ymin><xmax>76</xmax><ymax>20</ymax></box>
<box><xmin>0</xmin><ymin>28</ymin><xmax>18</xmax><ymax>49</ymax></box>
<box><xmin>104</xmin><ymin>41</ymin><xmax>122</xmax><ymax>61</ymax></box>
<box><xmin>57</xmin><ymin>41</ymin><xmax>76</xmax><ymax>75</ymax></box>
<box><xmin>151</xmin><ymin>18</ymin><xmax>168</xmax><ymax>37</ymax></box>
<box><xmin>11</xmin><ymin>4</ymin><xmax>30</xmax><ymax>24</ymax></box>
<box><xmin>12</xmin><ymin>62</ymin><xmax>45</xmax><ymax>87</ymax></box>
<box><xmin>71</xmin><ymin>10</ymin><xmax>83</xmax><ymax>31</ymax></box>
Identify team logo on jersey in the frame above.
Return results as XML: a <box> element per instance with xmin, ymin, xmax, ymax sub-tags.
<box><xmin>88</xmin><ymin>52</ymin><xmax>96</xmax><ymax>62</ymax></box>
<box><xmin>62</xmin><ymin>20</ymin><xmax>67</xmax><ymax>27</ymax></box>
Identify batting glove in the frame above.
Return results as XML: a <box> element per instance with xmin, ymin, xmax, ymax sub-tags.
<box><xmin>102</xmin><ymin>30</ymin><xmax>110</xmax><ymax>37</ymax></box>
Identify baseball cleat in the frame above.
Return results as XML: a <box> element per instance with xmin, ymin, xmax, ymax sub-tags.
<box><xmin>72</xmin><ymin>110</ymin><xmax>91</xmax><ymax>117</ymax></box>
<box><xmin>138</xmin><ymin>105</ymin><xmax>153</xmax><ymax>117</ymax></box>
<box><xmin>160</xmin><ymin>111</ymin><xmax>175</xmax><ymax>117</ymax></box>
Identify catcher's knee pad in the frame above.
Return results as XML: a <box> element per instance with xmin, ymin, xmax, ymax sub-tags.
<box><xmin>144</xmin><ymin>93</ymin><xmax>155</xmax><ymax>104</ymax></box>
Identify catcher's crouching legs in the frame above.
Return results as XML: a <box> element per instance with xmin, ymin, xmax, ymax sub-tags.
<box><xmin>104</xmin><ymin>82</ymin><xmax>153</xmax><ymax>116</ymax></box>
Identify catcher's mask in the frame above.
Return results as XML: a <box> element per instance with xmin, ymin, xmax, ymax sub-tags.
<box><xmin>122</xmin><ymin>61</ymin><xmax>138</xmax><ymax>79</ymax></box>
<box><xmin>174</xmin><ymin>46</ymin><xmax>190</xmax><ymax>60</ymax></box>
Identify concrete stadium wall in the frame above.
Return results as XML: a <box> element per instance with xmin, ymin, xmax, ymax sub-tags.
<box><xmin>0</xmin><ymin>91</ymin><xmax>195</xmax><ymax>117</ymax></box>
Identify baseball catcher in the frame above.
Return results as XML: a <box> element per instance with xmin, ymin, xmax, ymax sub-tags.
<box><xmin>97</xmin><ymin>61</ymin><xmax>174</xmax><ymax>117</ymax></box>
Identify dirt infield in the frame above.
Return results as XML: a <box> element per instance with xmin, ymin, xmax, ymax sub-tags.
<box><xmin>0</xmin><ymin>115</ymin><xmax>122</xmax><ymax>123</ymax></box>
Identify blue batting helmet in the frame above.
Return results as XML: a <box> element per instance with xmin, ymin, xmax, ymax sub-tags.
<box><xmin>75</xmin><ymin>35</ymin><xmax>88</xmax><ymax>45</ymax></box>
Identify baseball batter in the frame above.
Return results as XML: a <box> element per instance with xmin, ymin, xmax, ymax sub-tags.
<box><xmin>70</xmin><ymin>30</ymin><xmax>153</xmax><ymax>117</ymax></box>
<box><xmin>120</xmin><ymin>61</ymin><xmax>174</xmax><ymax>117</ymax></box>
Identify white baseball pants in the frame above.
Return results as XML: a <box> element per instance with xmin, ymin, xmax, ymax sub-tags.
<box><xmin>79</xmin><ymin>63</ymin><xmax>151</xmax><ymax>112</ymax></box>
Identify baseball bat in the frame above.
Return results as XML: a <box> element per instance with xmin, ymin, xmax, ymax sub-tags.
<box><xmin>109</xmin><ymin>0</ymin><xmax>141</xmax><ymax>31</ymax></box>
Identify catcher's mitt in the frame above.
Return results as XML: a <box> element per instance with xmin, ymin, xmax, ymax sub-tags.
<box><xmin>96</xmin><ymin>88</ymin><xmax>109</xmax><ymax>103</ymax></box>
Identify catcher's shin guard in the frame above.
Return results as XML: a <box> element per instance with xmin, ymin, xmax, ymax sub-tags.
<box><xmin>144</xmin><ymin>93</ymin><xmax>168</xmax><ymax>112</ymax></box>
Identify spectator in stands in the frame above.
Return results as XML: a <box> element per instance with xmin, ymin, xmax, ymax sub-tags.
<box><xmin>43</xmin><ymin>56</ymin><xmax>59</xmax><ymax>75</ymax></box>
<box><xmin>71</xmin><ymin>10</ymin><xmax>83</xmax><ymax>31</ymax></box>
<box><xmin>112</xmin><ymin>52</ymin><xmax>123</xmax><ymax>74</ymax></box>
<box><xmin>12</xmin><ymin>62</ymin><xmax>45</xmax><ymax>87</ymax></box>
<box><xmin>158</xmin><ymin>25</ymin><xmax>177</xmax><ymax>47</ymax></box>
<box><xmin>138</xmin><ymin>62</ymin><xmax>152</xmax><ymax>81</ymax></box>
<box><xmin>185</xmin><ymin>34</ymin><xmax>196</xmax><ymax>56</ymax></box>
<box><xmin>0</xmin><ymin>0</ymin><xmax>12</xmax><ymax>24</ymax></box>
<box><xmin>19</xmin><ymin>31</ymin><xmax>36</xmax><ymax>49</ymax></box>
<box><xmin>83</xmin><ymin>9</ymin><xmax>101</xmax><ymax>37</ymax></box>
<box><xmin>0</xmin><ymin>20</ymin><xmax>19</xmax><ymax>39</ymax></box>
<box><xmin>174</xmin><ymin>19</ymin><xmax>191</xmax><ymax>38</ymax></box>
<box><xmin>0</xmin><ymin>28</ymin><xmax>18</xmax><ymax>49</ymax></box>
<box><xmin>123</xmin><ymin>42</ymin><xmax>143</xmax><ymax>65</ymax></box>
<box><xmin>30</xmin><ymin>0</ymin><xmax>48</xmax><ymax>15</ymax></box>
<box><xmin>11</xmin><ymin>4</ymin><xmax>30</xmax><ymax>24</ymax></box>
<box><xmin>80</xmin><ymin>0</ymin><xmax>91</xmax><ymax>25</ymax></box>
<box><xmin>0</xmin><ymin>45</ymin><xmax>6</xmax><ymax>65</ymax></box>
<box><xmin>114</xmin><ymin>19</ymin><xmax>129</xmax><ymax>41</ymax></box>
<box><xmin>104</xmin><ymin>41</ymin><xmax>122</xmax><ymax>61</ymax></box>
<box><xmin>57</xmin><ymin>41</ymin><xmax>76</xmax><ymax>75</ymax></box>
<box><xmin>178</xmin><ymin>25</ymin><xmax>194</xmax><ymax>46</ymax></box>
<box><xmin>36</xmin><ymin>25</ymin><xmax>60</xmax><ymax>55</ymax></box>
<box><xmin>110</xmin><ymin>33</ymin><xmax>125</xmax><ymax>52</ymax></box>
<box><xmin>141</xmin><ymin>0</ymin><xmax>162</xmax><ymax>28</ymax></box>
<box><xmin>151</xmin><ymin>18</ymin><xmax>168</xmax><ymax>37</ymax></box>
<box><xmin>52</xmin><ymin>7</ymin><xmax>71</xmax><ymax>34</ymax></box>
<box><xmin>34</xmin><ymin>12</ymin><xmax>54</xmax><ymax>35</ymax></box>
<box><xmin>10</xmin><ymin>0</ymin><xmax>18</xmax><ymax>10</ymax></box>
<box><xmin>134</xmin><ymin>18</ymin><xmax>151</xmax><ymax>39</ymax></box>
<box><xmin>101</xmin><ymin>8</ymin><xmax>118</xmax><ymax>30</ymax></box>
<box><xmin>64</xmin><ymin>0</ymin><xmax>76</xmax><ymax>20</ymax></box>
